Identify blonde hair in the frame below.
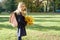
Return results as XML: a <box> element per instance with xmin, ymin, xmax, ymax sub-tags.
<box><xmin>14</xmin><ymin>2</ymin><xmax>27</xmax><ymax>16</ymax></box>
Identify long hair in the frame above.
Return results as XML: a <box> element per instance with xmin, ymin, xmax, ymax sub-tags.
<box><xmin>14</xmin><ymin>2</ymin><xmax>27</xmax><ymax>16</ymax></box>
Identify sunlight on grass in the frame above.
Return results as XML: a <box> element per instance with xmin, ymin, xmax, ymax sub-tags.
<box><xmin>0</xmin><ymin>13</ymin><xmax>60</xmax><ymax>40</ymax></box>
<box><xmin>34</xmin><ymin>22</ymin><xmax>60</xmax><ymax>26</ymax></box>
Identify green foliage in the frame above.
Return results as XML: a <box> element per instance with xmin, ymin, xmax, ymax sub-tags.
<box><xmin>2</xmin><ymin>0</ymin><xmax>60</xmax><ymax>12</ymax></box>
<box><xmin>5</xmin><ymin>0</ymin><xmax>17</xmax><ymax>12</ymax></box>
<box><xmin>16</xmin><ymin>0</ymin><xmax>43</xmax><ymax>12</ymax></box>
<box><xmin>0</xmin><ymin>7</ymin><xmax>4</xmax><ymax>13</ymax></box>
<box><xmin>55</xmin><ymin>0</ymin><xmax>60</xmax><ymax>10</ymax></box>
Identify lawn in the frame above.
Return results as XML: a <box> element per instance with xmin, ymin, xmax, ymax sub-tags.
<box><xmin>0</xmin><ymin>12</ymin><xmax>60</xmax><ymax>40</ymax></box>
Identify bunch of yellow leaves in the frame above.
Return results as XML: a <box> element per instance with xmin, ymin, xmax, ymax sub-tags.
<box><xmin>25</xmin><ymin>16</ymin><xmax>34</xmax><ymax>25</ymax></box>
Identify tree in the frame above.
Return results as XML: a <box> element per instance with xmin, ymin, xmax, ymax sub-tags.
<box><xmin>5</xmin><ymin>0</ymin><xmax>17</xmax><ymax>12</ymax></box>
<box><xmin>0</xmin><ymin>2</ymin><xmax>2</xmax><ymax>13</ymax></box>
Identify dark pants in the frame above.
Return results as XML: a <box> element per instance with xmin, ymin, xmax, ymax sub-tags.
<box><xmin>18</xmin><ymin>36</ymin><xmax>22</xmax><ymax>40</ymax></box>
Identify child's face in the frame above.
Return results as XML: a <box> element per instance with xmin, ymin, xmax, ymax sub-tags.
<box><xmin>20</xmin><ymin>4</ymin><xmax>26</xmax><ymax>11</ymax></box>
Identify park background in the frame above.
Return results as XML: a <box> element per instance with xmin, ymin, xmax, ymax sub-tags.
<box><xmin>0</xmin><ymin>0</ymin><xmax>60</xmax><ymax>40</ymax></box>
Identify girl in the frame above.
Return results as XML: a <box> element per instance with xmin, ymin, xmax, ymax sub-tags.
<box><xmin>14</xmin><ymin>2</ymin><xmax>27</xmax><ymax>40</ymax></box>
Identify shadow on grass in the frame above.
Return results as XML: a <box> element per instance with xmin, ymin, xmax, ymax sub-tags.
<box><xmin>26</xmin><ymin>24</ymin><xmax>60</xmax><ymax>31</ymax></box>
<box><xmin>0</xmin><ymin>17</ymin><xmax>15</xmax><ymax>30</ymax></box>
<box><xmin>34</xmin><ymin>17</ymin><xmax>60</xmax><ymax>18</ymax></box>
<box><xmin>0</xmin><ymin>24</ymin><xmax>16</xmax><ymax>30</ymax></box>
<box><xmin>0</xmin><ymin>17</ymin><xmax>60</xmax><ymax>31</ymax></box>
<box><xmin>0</xmin><ymin>17</ymin><xmax>9</xmax><ymax>22</ymax></box>
<box><xmin>0</xmin><ymin>23</ymin><xmax>60</xmax><ymax>31</ymax></box>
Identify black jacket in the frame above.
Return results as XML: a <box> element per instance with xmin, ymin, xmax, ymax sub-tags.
<box><xmin>14</xmin><ymin>12</ymin><xmax>27</xmax><ymax>36</ymax></box>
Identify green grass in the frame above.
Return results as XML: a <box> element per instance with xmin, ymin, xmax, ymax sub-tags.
<box><xmin>0</xmin><ymin>13</ymin><xmax>60</xmax><ymax>40</ymax></box>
